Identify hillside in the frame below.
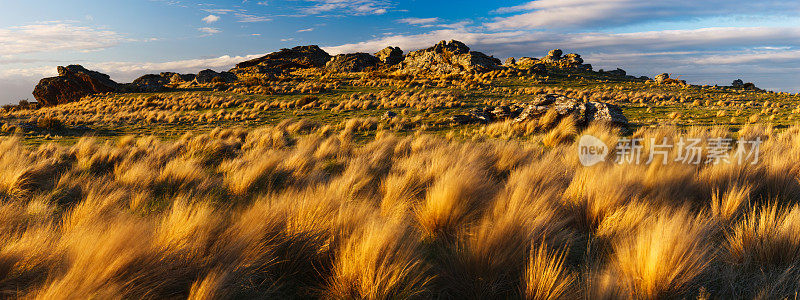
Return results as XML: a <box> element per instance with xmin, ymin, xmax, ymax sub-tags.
<box><xmin>2</xmin><ymin>40</ymin><xmax>796</xmax><ymax>145</ymax></box>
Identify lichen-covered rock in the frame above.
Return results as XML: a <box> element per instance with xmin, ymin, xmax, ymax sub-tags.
<box><xmin>325</xmin><ymin>53</ymin><xmax>379</xmax><ymax>72</ymax></box>
<box><xmin>375</xmin><ymin>47</ymin><xmax>404</xmax><ymax>66</ymax></box>
<box><xmin>513</xmin><ymin>94</ymin><xmax>629</xmax><ymax>127</ymax></box>
<box><xmin>33</xmin><ymin>65</ymin><xmax>118</xmax><ymax>106</ymax></box>
<box><xmin>401</xmin><ymin>40</ymin><xmax>503</xmax><ymax>74</ymax></box>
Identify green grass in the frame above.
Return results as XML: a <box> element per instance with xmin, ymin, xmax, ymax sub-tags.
<box><xmin>3</xmin><ymin>66</ymin><xmax>799</xmax><ymax>145</ymax></box>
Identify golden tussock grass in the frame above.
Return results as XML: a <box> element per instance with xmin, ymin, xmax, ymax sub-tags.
<box><xmin>1</xmin><ymin>119</ymin><xmax>800</xmax><ymax>298</ymax></box>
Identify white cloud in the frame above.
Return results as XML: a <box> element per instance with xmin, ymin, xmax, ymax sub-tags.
<box><xmin>197</xmin><ymin>27</ymin><xmax>221</xmax><ymax>35</ymax></box>
<box><xmin>297</xmin><ymin>28</ymin><xmax>314</xmax><ymax>32</ymax></box>
<box><xmin>397</xmin><ymin>18</ymin><xmax>440</xmax><ymax>25</ymax></box>
<box><xmin>202</xmin><ymin>15</ymin><xmax>220</xmax><ymax>23</ymax></box>
<box><xmin>235</xmin><ymin>13</ymin><xmax>272</xmax><ymax>22</ymax></box>
<box><xmin>487</xmin><ymin>0</ymin><xmax>800</xmax><ymax>30</ymax></box>
<box><xmin>0</xmin><ymin>21</ymin><xmax>123</xmax><ymax>55</ymax></box>
<box><xmin>304</xmin><ymin>0</ymin><xmax>392</xmax><ymax>16</ymax></box>
<box><xmin>694</xmin><ymin>50</ymin><xmax>800</xmax><ymax>65</ymax></box>
<box><xmin>202</xmin><ymin>8</ymin><xmax>235</xmax><ymax>14</ymax></box>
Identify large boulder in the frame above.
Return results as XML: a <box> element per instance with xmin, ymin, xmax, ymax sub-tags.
<box><xmin>401</xmin><ymin>40</ymin><xmax>503</xmax><ymax>74</ymax></box>
<box><xmin>375</xmin><ymin>47</ymin><xmax>404</xmax><ymax>66</ymax></box>
<box><xmin>233</xmin><ymin>45</ymin><xmax>331</xmax><ymax>75</ymax></box>
<box><xmin>33</xmin><ymin>65</ymin><xmax>118</xmax><ymax>106</ymax></box>
<box><xmin>325</xmin><ymin>53</ymin><xmax>379</xmax><ymax>72</ymax></box>
<box><xmin>195</xmin><ymin>69</ymin><xmax>237</xmax><ymax>84</ymax></box>
<box><xmin>131</xmin><ymin>74</ymin><xmax>170</xmax><ymax>92</ymax></box>
<box><xmin>58</xmin><ymin>65</ymin><xmax>118</xmax><ymax>90</ymax></box>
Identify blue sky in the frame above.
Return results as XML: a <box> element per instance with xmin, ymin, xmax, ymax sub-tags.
<box><xmin>2</xmin><ymin>0</ymin><xmax>800</xmax><ymax>104</ymax></box>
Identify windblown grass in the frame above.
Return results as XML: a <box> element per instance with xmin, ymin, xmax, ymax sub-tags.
<box><xmin>0</xmin><ymin>119</ymin><xmax>800</xmax><ymax>298</ymax></box>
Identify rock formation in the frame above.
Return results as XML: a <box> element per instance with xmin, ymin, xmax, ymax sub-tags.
<box><xmin>450</xmin><ymin>94</ymin><xmax>628</xmax><ymax>127</ymax></box>
<box><xmin>375</xmin><ymin>47</ymin><xmax>404</xmax><ymax>66</ymax></box>
<box><xmin>325</xmin><ymin>53</ymin><xmax>380</xmax><ymax>72</ymax></box>
<box><xmin>401</xmin><ymin>40</ymin><xmax>503</xmax><ymax>74</ymax></box>
<box><xmin>195</xmin><ymin>69</ymin><xmax>237</xmax><ymax>84</ymax></box>
<box><xmin>540</xmin><ymin>49</ymin><xmax>592</xmax><ymax>70</ymax></box>
<box><xmin>33</xmin><ymin>65</ymin><xmax>118</xmax><ymax>106</ymax></box>
<box><xmin>232</xmin><ymin>45</ymin><xmax>331</xmax><ymax>75</ymax></box>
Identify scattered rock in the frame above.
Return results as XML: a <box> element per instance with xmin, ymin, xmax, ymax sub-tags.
<box><xmin>584</xmin><ymin>102</ymin><xmax>628</xmax><ymax>125</ymax></box>
<box><xmin>325</xmin><ymin>53</ymin><xmax>379</xmax><ymax>72</ymax></box>
<box><xmin>33</xmin><ymin>65</ymin><xmax>118</xmax><ymax>106</ymax></box>
<box><xmin>375</xmin><ymin>47</ymin><xmax>404</xmax><ymax>66</ymax></box>
<box><xmin>402</xmin><ymin>40</ymin><xmax>503</xmax><ymax>74</ymax></box>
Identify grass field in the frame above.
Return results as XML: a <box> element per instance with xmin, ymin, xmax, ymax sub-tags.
<box><xmin>2</xmin><ymin>66</ymin><xmax>800</xmax><ymax>298</ymax></box>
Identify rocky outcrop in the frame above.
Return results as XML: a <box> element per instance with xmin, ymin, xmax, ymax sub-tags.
<box><xmin>732</xmin><ymin>79</ymin><xmax>744</xmax><ymax>88</ymax></box>
<box><xmin>233</xmin><ymin>45</ymin><xmax>331</xmax><ymax>75</ymax></box>
<box><xmin>375</xmin><ymin>47</ymin><xmax>404</xmax><ymax>66</ymax></box>
<box><xmin>195</xmin><ymin>69</ymin><xmax>237</xmax><ymax>84</ymax></box>
<box><xmin>449</xmin><ymin>94</ymin><xmax>628</xmax><ymax>127</ymax></box>
<box><xmin>514</xmin><ymin>95</ymin><xmax>628</xmax><ymax>126</ymax></box>
<box><xmin>325</xmin><ymin>53</ymin><xmax>379</xmax><ymax>72</ymax></box>
<box><xmin>504</xmin><ymin>57</ymin><xmax>516</xmax><ymax>66</ymax></box>
<box><xmin>33</xmin><ymin>65</ymin><xmax>118</xmax><ymax>106</ymax></box>
<box><xmin>126</xmin><ymin>72</ymin><xmax>197</xmax><ymax>92</ymax></box>
<box><xmin>540</xmin><ymin>49</ymin><xmax>591</xmax><ymax>70</ymax></box>
<box><xmin>401</xmin><ymin>40</ymin><xmax>503</xmax><ymax>74</ymax></box>
<box><xmin>131</xmin><ymin>74</ymin><xmax>170</xmax><ymax>92</ymax></box>
<box><xmin>59</xmin><ymin>65</ymin><xmax>118</xmax><ymax>90</ymax></box>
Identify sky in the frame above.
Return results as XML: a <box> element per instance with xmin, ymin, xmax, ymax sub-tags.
<box><xmin>2</xmin><ymin>0</ymin><xmax>800</xmax><ymax>104</ymax></box>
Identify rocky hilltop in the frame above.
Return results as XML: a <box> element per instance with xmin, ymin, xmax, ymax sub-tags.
<box><xmin>31</xmin><ymin>39</ymin><xmax>686</xmax><ymax>110</ymax></box>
